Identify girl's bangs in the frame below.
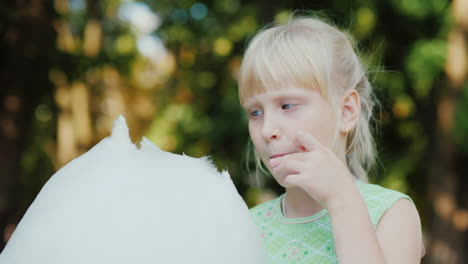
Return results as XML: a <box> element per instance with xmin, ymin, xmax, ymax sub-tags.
<box><xmin>238</xmin><ymin>30</ymin><xmax>326</xmax><ymax>105</ymax></box>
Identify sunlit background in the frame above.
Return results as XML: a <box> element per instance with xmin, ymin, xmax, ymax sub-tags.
<box><xmin>1</xmin><ymin>0</ymin><xmax>467</xmax><ymax>263</ymax></box>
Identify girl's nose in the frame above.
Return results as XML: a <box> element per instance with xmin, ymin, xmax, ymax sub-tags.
<box><xmin>264</xmin><ymin>130</ymin><xmax>279</xmax><ymax>141</ymax></box>
<box><xmin>261</xmin><ymin>117</ymin><xmax>280</xmax><ymax>141</ymax></box>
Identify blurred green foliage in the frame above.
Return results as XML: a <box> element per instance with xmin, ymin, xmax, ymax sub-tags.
<box><xmin>455</xmin><ymin>82</ymin><xmax>468</xmax><ymax>154</ymax></box>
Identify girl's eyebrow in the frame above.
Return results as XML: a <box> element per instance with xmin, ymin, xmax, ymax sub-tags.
<box><xmin>241</xmin><ymin>101</ymin><xmax>255</xmax><ymax>110</ymax></box>
<box><xmin>273</xmin><ymin>93</ymin><xmax>305</xmax><ymax>100</ymax></box>
<box><xmin>242</xmin><ymin>97</ymin><xmax>261</xmax><ymax>109</ymax></box>
<box><xmin>242</xmin><ymin>104</ymin><xmax>258</xmax><ymax>114</ymax></box>
<box><xmin>269</xmin><ymin>93</ymin><xmax>309</xmax><ymax>104</ymax></box>
<box><xmin>243</xmin><ymin>91</ymin><xmax>308</xmax><ymax>108</ymax></box>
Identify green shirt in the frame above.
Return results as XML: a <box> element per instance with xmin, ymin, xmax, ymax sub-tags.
<box><xmin>249</xmin><ymin>180</ymin><xmax>411</xmax><ymax>263</ymax></box>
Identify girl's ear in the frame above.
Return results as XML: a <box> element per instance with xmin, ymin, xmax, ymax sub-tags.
<box><xmin>341</xmin><ymin>89</ymin><xmax>361</xmax><ymax>134</ymax></box>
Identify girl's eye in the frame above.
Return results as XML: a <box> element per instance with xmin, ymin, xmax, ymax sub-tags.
<box><xmin>281</xmin><ymin>104</ymin><xmax>295</xmax><ymax>110</ymax></box>
<box><xmin>249</xmin><ymin>110</ymin><xmax>263</xmax><ymax>118</ymax></box>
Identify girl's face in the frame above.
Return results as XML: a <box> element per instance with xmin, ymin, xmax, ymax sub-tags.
<box><xmin>242</xmin><ymin>87</ymin><xmax>338</xmax><ymax>186</ymax></box>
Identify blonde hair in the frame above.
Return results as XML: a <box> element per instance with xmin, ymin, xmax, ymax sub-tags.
<box><xmin>239</xmin><ymin>16</ymin><xmax>378</xmax><ymax>183</ymax></box>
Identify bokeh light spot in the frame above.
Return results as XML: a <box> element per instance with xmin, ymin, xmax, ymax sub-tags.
<box><xmin>118</xmin><ymin>2</ymin><xmax>161</xmax><ymax>35</ymax></box>
<box><xmin>35</xmin><ymin>105</ymin><xmax>52</xmax><ymax>122</ymax></box>
<box><xmin>190</xmin><ymin>3</ymin><xmax>208</xmax><ymax>20</ymax></box>
<box><xmin>213</xmin><ymin>38</ymin><xmax>232</xmax><ymax>56</ymax></box>
<box><xmin>115</xmin><ymin>34</ymin><xmax>136</xmax><ymax>54</ymax></box>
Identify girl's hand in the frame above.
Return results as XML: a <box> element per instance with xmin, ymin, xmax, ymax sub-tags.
<box><xmin>269</xmin><ymin>131</ymin><xmax>356</xmax><ymax>210</ymax></box>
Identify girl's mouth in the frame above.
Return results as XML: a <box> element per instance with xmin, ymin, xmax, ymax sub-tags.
<box><xmin>270</xmin><ymin>152</ymin><xmax>294</xmax><ymax>159</ymax></box>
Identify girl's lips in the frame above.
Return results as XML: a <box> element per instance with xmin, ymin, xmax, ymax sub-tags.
<box><xmin>270</xmin><ymin>152</ymin><xmax>293</xmax><ymax>159</ymax></box>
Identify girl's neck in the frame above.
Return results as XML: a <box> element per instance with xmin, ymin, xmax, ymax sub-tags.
<box><xmin>283</xmin><ymin>187</ymin><xmax>323</xmax><ymax>218</ymax></box>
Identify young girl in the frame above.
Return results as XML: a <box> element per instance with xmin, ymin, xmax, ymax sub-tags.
<box><xmin>238</xmin><ymin>17</ymin><xmax>425</xmax><ymax>263</ymax></box>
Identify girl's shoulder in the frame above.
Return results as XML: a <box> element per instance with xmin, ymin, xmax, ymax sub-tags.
<box><xmin>355</xmin><ymin>180</ymin><xmax>413</xmax><ymax>228</ymax></box>
<box><xmin>248</xmin><ymin>196</ymin><xmax>281</xmax><ymax>224</ymax></box>
<box><xmin>249</xmin><ymin>196</ymin><xmax>280</xmax><ymax>214</ymax></box>
<box><xmin>355</xmin><ymin>180</ymin><xmax>412</xmax><ymax>202</ymax></box>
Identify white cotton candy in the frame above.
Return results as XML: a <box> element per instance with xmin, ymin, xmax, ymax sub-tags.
<box><xmin>0</xmin><ymin>115</ymin><xmax>267</xmax><ymax>264</ymax></box>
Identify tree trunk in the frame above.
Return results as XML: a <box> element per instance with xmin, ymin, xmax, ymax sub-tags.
<box><xmin>0</xmin><ymin>0</ymin><xmax>56</xmax><ymax>251</ymax></box>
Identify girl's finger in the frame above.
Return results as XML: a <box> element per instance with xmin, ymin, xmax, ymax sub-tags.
<box><xmin>269</xmin><ymin>152</ymin><xmax>307</xmax><ymax>168</ymax></box>
<box><xmin>294</xmin><ymin>131</ymin><xmax>325</xmax><ymax>152</ymax></box>
<box><xmin>272</xmin><ymin>159</ymin><xmax>303</xmax><ymax>176</ymax></box>
<box><xmin>283</xmin><ymin>173</ymin><xmax>303</xmax><ymax>188</ymax></box>
<box><xmin>280</xmin><ymin>152</ymin><xmax>308</xmax><ymax>162</ymax></box>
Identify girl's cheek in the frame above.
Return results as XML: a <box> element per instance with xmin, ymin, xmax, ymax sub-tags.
<box><xmin>248</xmin><ymin>123</ymin><xmax>260</xmax><ymax>138</ymax></box>
<box><xmin>248</xmin><ymin>120</ymin><xmax>257</xmax><ymax>132</ymax></box>
<box><xmin>284</xmin><ymin>107</ymin><xmax>308</xmax><ymax>120</ymax></box>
